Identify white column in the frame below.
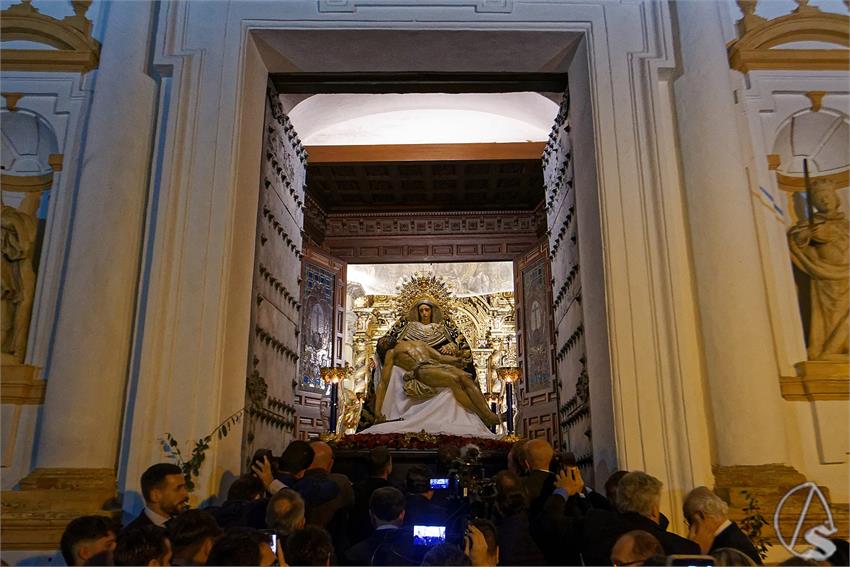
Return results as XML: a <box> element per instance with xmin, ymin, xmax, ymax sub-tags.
<box><xmin>35</xmin><ymin>1</ymin><xmax>158</xmax><ymax>469</ymax></box>
<box><xmin>672</xmin><ymin>0</ymin><xmax>788</xmax><ymax>466</ymax></box>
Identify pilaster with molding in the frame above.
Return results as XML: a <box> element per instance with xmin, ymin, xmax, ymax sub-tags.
<box><xmin>1</xmin><ymin>468</ymin><xmax>119</xmax><ymax>551</ymax></box>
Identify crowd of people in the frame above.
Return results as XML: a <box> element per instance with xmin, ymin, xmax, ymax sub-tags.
<box><xmin>55</xmin><ymin>438</ymin><xmax>848</xmax><ymax>567</ymax></box>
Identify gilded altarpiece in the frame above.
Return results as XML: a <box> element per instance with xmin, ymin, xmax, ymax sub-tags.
<box><xmin>343</xmin><ymin>288</ymin><xmax>516</xmax><ymax>435</ymax></box>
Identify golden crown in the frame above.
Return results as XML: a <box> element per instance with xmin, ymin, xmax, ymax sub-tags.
<box><xmin>393</xmin><ymin>272</ymin><xmax>456</xmax><ymax>320</ymax></box>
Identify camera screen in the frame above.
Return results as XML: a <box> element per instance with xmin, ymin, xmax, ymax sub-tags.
<box><xmin>430</xmin><ymin>478</ymin><xmax>449</xmax><ymax>489</ymax></box>
<box><xmin>413</xmin><ymin>525</ymin><xmax>446</xmax><ymax>546</ymax></box>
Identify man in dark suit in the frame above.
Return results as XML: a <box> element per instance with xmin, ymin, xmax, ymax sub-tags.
<box><xmin>521</xmin><ymin>438</ymin><xmax>556</xmax><ymax>520</ymax></box>
<box><xmin>537</xmin><ymin>469</ymin><xmax>700</xmax><ymax>565</ymax></box>
<box><xmin>403</xmin><ymin>466</ymin><xmax>446</xmax><ymax>529</ymax></box>
<box><xmin>252</xmin><ymin>440</ymin><xmax>316</xmax><ymax>494</ymax></box>
<box><xmin>230</xmin><ymin>441</ymin><xmax>320</xmax><ymax>530</ymax></box>
<box><xmin>124</xmin><ymin>463</ymin><xmax>189</xmax><ymax>531</ymax></box>
<box><xmin>492</xmin><ymin>471</ymin><xmax>546</xmax><ymax>566</ymax></box>
<box><xmin>346</xmin><ymin>486</ymin><xmax>421</xmax><ymax>566</ymax></box>
<box><xmin>684</xmin><ymin>486</ymin><xmax>762</xmax><ymax>564</ymax></box>
<box><xmin>607</xmin><ymin>471</ymin><xmax>700</xmax><ymax>561</ymax></box>
<box><xmin>296</xmin><ymin>441</ymin><xmax>354</xmax><ymax>553</ymax></box>
<box><xmin>351</xmin><ymin>447</ymin><xmax>393</xmax><ymax>544</ymax></box>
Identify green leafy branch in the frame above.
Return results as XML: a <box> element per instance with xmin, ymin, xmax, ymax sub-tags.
<box><xmin>159</xmin><ymin>408</ymin><xmax>245</xmax><ymax>491</ymax></box>
<box><xmin>740</xmin><ymin>490</ymin><xmax>772</xmax><ymax>560</ymax></box>
<box><xmin>159</xmin><ymin>402</ymin><xmax>295</xmax><ymax>491</ymax></box>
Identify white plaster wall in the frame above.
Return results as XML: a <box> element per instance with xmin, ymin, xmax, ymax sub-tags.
<box><xmin>1</xmin><ymin>70</ymin><xmax>94</xmax><ymax>483</ymax></box>
<box><xmin>35</xmin><ymin>0</ymin><xmax>159</xmax><ymax>474</ymax></box>
<box><xmin>737</xmin><ymin>71</ymin><xmax>850</xmax><ymax>503</ymax></box>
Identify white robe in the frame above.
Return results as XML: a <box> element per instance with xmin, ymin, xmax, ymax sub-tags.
<box><xmin>359</xmin><ymin>364</ymin><xmax>497</xmax><ymax>438</ymax></box>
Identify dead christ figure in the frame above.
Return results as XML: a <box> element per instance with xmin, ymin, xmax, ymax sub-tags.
<box><xmin>375</xmin><ymin>336</ymin><xmax>500</xmax><ymax>428</ymax></box>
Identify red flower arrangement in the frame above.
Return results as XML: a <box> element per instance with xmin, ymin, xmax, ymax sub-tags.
<box><xmin>328</xmin><ymin>431</ymin><xmax>513</xmax><ymax>451</ymax></box>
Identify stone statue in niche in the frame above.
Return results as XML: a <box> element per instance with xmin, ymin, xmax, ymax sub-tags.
<box><xmin>2</xmin><ymin>201</ymin><xmax>38</xmax><ymax>362</ymax></box>
<box><xmin>787</xmin><ymin>179</ymin><xmax>849</xmax><ymax>360</ymax></box>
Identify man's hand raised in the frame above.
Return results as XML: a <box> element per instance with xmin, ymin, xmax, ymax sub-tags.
<box><xmin>554</xmin><ymin>467</ymin><xmax>584</xmax><ymax>496</ymax></box>
<box><xmin>251</xmin><ymin>456</ymin><xmax>275</xmax><ymax>490</ymax></box>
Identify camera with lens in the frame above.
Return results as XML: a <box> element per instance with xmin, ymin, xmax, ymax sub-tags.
<box><xmin>446</xmin><ymin>445</ymin><xmax>498</xmax><ymax>519</ymax></box>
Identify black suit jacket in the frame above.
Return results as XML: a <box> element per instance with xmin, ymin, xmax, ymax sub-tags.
<box><xmin>208</xmin><ymin>498</ymin><xmax>268</xmax><ymax>529</ymax></box>
<box><xmin>523</xmin><ymin>469</ymin><xmax>556</xmax><ymax>520</ymax></box>
<box><xmin>535</xmin><ymin>492</ymin><xmax>701</xmax><ymax>566</ymax></box>
<box><xmin>275</xmin><ymin>472</ymin><xmax>300</xmax><ymax>488</ymax></box>
<box><xmin>403</xmin><ymin>494</ymin><xmax>446</xmax><ymax>528</ymax></box>
<box><xmin>351</xmin><ymin>477</ymin><xmax>392</xmax><ymax>544</ymax></box>
<box><xmin>495</xmin><ymin>512</ymin><xmax>547</xmax><ymax>566</ymax></box>
<box><xmin>345</xmin><ymin>527</ymin><xmax>421</xmax><ymax>566</ymax></box>
<box><xmin>534</xmin><ymin>492</ymin><xmax>601</xmax><ymax>565</ymax></box>
<box><xmin>711</xmin><ymin>521</ymin><xmax>763</xmax><ymax>565</ymax></box>
<box><xmin>620</xmin><ymin>512</ymin><xmax>702</xmax><ymax>556</ymax></box>
<box><xmin>123</xmin><ymin>510</ymin><xmax>155</xmax><ymax>532</ymax></box>
<box><xmin>296</xmin><ymin>469</ymin><xmax>355</xmax><ymax>554</ymax></box>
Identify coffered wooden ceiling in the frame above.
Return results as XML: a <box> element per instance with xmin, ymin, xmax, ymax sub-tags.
<box><xmin>306</xmin><ymin>157</ymin><xmax>545</xmax><ymax>214</ymax></box>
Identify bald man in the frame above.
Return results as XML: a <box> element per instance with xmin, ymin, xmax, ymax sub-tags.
<box><xmin>610</xmin><ymin>530</ymin><xmax>664</xmax><ymax>566</ymax></box>
<box><xmin>294</xmin><ymin>441</ymin><xmax>354</xmax><ymax>553</ymax></box>
<box><xmin>522</xmin><ymin>439</ymin><xmax>556</xmax><ymax>520</ymax></box>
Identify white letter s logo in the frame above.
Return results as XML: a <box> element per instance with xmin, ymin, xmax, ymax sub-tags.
<box><xmin>801</xmin><ymin>524</ymin><xmax>837</xmax><ymax>561</ymax></box>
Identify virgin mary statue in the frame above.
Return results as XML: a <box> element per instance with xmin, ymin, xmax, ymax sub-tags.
<box><xmin>359</xmin><ymin>274</ymin><xmax>498</xmax><ymax>438</ymax></box>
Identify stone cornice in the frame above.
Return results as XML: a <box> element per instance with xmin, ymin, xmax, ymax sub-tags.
<box><xmin>1</xmin><ymin>364</ymin><xmax>45</xmax><ymax>405</ymax></box>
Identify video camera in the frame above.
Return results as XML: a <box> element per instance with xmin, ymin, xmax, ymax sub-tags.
<box><xmin>445</xmin><ymin>445</ymin><xmax>497</xmax><ymax>519</ymax></box>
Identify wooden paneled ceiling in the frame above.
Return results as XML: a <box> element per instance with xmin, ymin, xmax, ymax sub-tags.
<box><xmin>305</xmin><ymin>143</ymin><xmax>546</xmax><ymax>214</ymax></box>
<box><xmin>307</xmin><ymin>159</ymin><xmax>544</xmax><ymax>213</ymax></box>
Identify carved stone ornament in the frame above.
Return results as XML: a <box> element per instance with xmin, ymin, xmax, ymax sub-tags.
<box><xmin>1</xmin><ymin>0</ymin><xmax>101</xmax><ymax>73</ymax></box>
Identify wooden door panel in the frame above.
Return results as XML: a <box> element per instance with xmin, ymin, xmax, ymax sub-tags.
<box><xmin>242</xmin><ymin>82</ymin><xmax>306</xmax><ymax>464</ymax></box>
<box><xmin>514</xmin><ymin>242</ymin><xmax>560</xmax><ymax>446</ymax></box>
<box><xmin>543</xmin><ymin>90</ymin><xmax>594</xmax><ymax>479</ymax></box>
<box><xmin>297</xmin><ymin>244</ymin><xmax>346</xmax><ymax>439</ymax></box>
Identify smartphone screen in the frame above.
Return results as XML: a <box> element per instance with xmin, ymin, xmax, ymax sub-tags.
<box><xmin>413</xmin><ymin>525</ymin><xmax>446</xmax><ymax>546</ymax></box>
<box><xmin>430</xmin><ymin>478</ymin><xmax>449</xmax><ymax>489</ymax></box>
<box><xmin>261</xmin><ymin>530</ymin><xmax>278</xmax><ymax>554</ymax></box>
